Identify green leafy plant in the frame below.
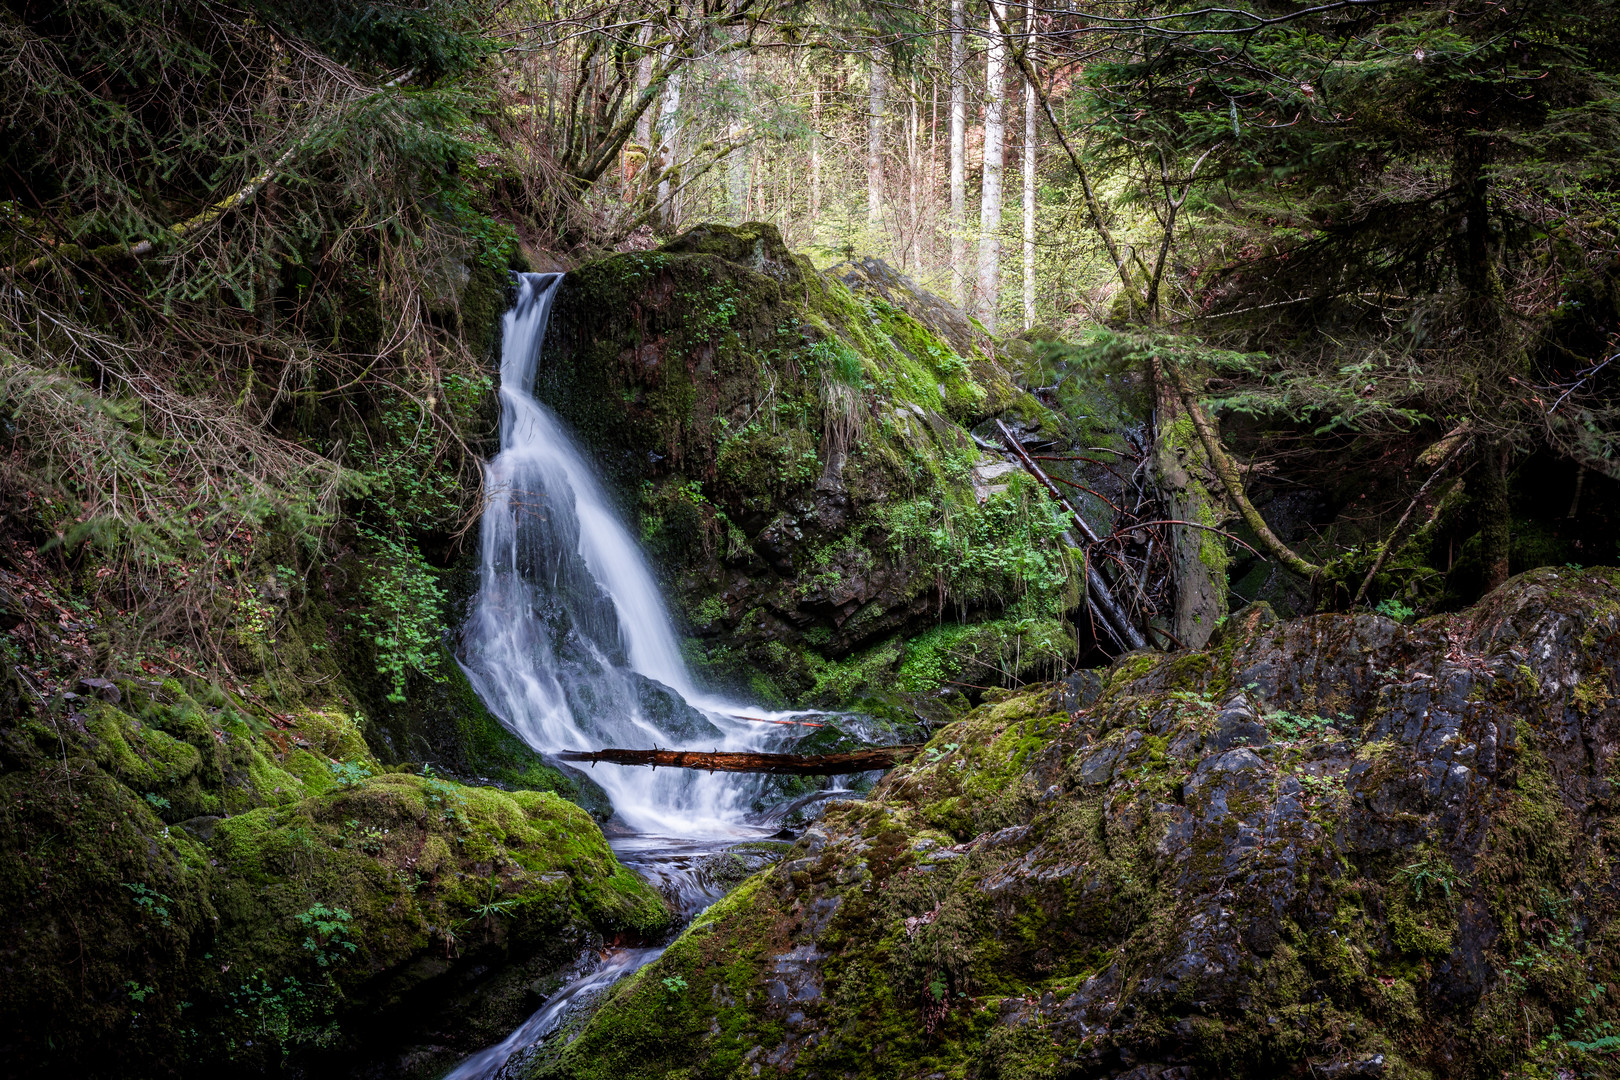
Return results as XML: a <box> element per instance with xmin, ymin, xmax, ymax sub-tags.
<box><xmin>1396</xmin><ymin>856</ymin><xmax>1459</xmax><ymax>903</ymax></box>
<box><xmin>1375</xmin><ymin>598</ymin><xmax>1416</xmax><ymax>623</ymax></box>
<box><xmin>327</xmin><ymin>760</ymin><xmax>373</xmax><ymax>788</ymax></box>
<box><xmin>121</xmin><ymin>882</ymin><xmax>174</xmax><ymax>926</ymax></box>
<box><xmin>422</xmin><ymin>764</ymin><xmax>469</xmax><ymax>827</ymax></box>
<box><xmin>355</xmin><ymin>529</ymin><xmax>448</xmax><ymax>703</ymax></box>
<box><xmin>294</xmin><ymin>904</ymin><xmax>357</xmax><ymax>969</ymax></box>
<box><xmin>1265</xmin><ymin>709</ymin><xmax>1345</xmax><ymax>740</ymax></box>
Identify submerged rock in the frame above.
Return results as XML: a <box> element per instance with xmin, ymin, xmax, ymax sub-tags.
<box><xmin>523</xmin><ymin>568</ymin><xmax>1620</xmax><ymax>1079</ymax></box>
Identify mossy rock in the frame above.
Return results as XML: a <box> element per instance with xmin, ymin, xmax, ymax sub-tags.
<box><xmin>0</xmin><ymin>663</ymin><xmax>667</xmax><ymax>1079</ymax></box>
<box><xmin>527</xmin><ymin>569</ymin><xmax>1620</xmax><ymax>1080</ymax></box>
<box><xmin>535</xmin><ymin>224</ymin><xmax>1085</xmax><ymax>710</ymax></box>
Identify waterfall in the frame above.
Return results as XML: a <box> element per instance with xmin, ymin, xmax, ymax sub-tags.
<box><xmin>458</xmin><ymin>272</ymin><xmax>793</xmax><ymax>836</ymax></box>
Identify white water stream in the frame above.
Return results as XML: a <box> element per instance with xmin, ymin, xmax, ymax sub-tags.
<box><xmin>458</xmin><ymin>271</ymin><xmax>812</xmax><ymax>835</ymax></box>
<box><xmin>445</xmin><ymin>273</ymin><xmax>821</xmax><ymax>1078</ymax></box>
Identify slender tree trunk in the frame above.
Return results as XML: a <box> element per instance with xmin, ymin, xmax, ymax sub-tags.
<box><xmin>930</xmin><ymin>77</ymin><xmax>939</xmax><ymax>268</ymax></box>
<box><xmin>868</xmin><ymin>53</ymin><xmax>886</xmax><ymax>227</ymax></box>
<box><xmin>1022</xmin><ymin>54</ymin><xmax>1037</xmax><ymax>329</ymax></box>
<box><xmin>975</xmin><ymin>0</ymin><xmax>1008</xmax><ymax>332</ymax></box>
<box><xmin>907</xmin><ymin>97</ymin><xmax>920</xmax><ymax>270</ymax></box>
<box><xmin>949</xmin><ymin>0</ymin><xmax>967</xmax><ymax>306</ymax></box>
<box><xmin>811</xmin><ymin>79</ymin><xmax>823</xmax><ymax>244</ymax></box>
<box><xmin>654</xmin><ymin>69</ymin><xmax>682</xmax><ymax>230</ymax></box>
<box><xmin>633</xmin><ymin>24</ymin><xmax>655</xmax><ymax>148</ymax></box>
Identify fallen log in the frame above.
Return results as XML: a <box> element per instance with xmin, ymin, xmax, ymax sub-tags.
<box><xmin>555</xmin><ymin>746</ymin><xmax>922</xmax><ymax>775</ymax></box>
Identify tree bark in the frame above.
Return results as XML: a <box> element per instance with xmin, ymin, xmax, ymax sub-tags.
<box><xmin>633</xmin><ymin>24</ymin><xmax>655</xmax><ymax>148</ymax></box>
<box><xmin>653</xmin><ymin>68</ymin><xmax>683</xmax><ymax>230</ymax></box>
<box><xmin>811</xmin><ymin>79</ymin><xmax>823</xmax><ymax>244</ymax></box>
<box><xmin>949</xmin><ymin>0</ymin><xmax>968</xmax><ymax>307</ymax></box>
<box><xmin>556</xmin><ymin>746</ymin><xmax>921</xmax><ymax>775</ymax></box>
<box><xmin>868</xmin><ymin>53</ymin><xmax>887</xmax><ymax>227</ymax></box>
<box><xmin>1022</xmin><ymin>47</ymin><xmax>1037</xmax><ymax>330</ymax></box>
<box><xmin>975</xmin><ymin>0</ymin><xmax>1008</xmax><ymax>332</ymax></box>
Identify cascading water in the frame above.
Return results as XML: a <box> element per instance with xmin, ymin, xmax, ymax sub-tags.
<box><xmin>458</xmin><ymin>271</ymin><xmax>801</xmax><ymax>837</ymax></box>
<box><xmin>443</xmin><ymin>275</ymin><xmax>868</xmax><ymax>1080</ymax></box>
<box><xmin>447</xmin><ymin>273</ymin><xmax>832</xmax><ymax>1079</ymax></box>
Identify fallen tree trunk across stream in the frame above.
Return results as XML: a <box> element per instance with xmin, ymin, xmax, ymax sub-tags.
<box><xmin>555</xmin><ymin>746</ymin><xmax>923</xmax><ymax>775</ymax></box>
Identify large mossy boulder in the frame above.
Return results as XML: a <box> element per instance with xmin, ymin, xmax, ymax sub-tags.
<box><xmin>0</xmin><ymin>669</ymin><xmax>669</xmax><ymax>1079</ymax></box>
<box><xmin>524</xmin><ymin>567</ymin><xmax>1620</xmax><ymax>1080</ymax></box>
<box><xmin>536</xmin><ymin>223</ymin><xmax>1082</xmax><ymax>707</ymax></box>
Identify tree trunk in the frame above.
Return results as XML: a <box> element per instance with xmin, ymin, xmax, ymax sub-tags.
<box><xmin>975</xmin><ymin>0</ymin><xmax>1007</xmax><ymax>332</ymax></box>
<box><xmin>556</xmin><ymin>746</ymin><xmax>921</xmax><ymax>775</ymax></box>
<box><xmin>811</xmin><ymin>79</ymin><xmax>823</xmax><ymax>244</ymax></box>
<box><xmin>949</xmin><ymin>0</ymin><xmax>967</xmax><ymax>306</ymax></box>
<box><xmin>1480</xmin><ymin>439</ymin><xmax>1512</xmax><ymax>591</ymax></box>
<box><xmin>633</xmin><ymin>24</ymin><xmax>655</xmax><ymax>148</ymax></box>
<box><xmin>1022</xmin><ymin>55</ymin><xmax>1037</xmax><ymax>330</ymax></box>
<box><xmin>1151</xmin><ymin>360</ymin><xmax>1229</xmax><ymax>648</ymax></box>
<box><xmin>868</xmin><ymin>53</ymin><xmax>886</xmax><ymax>227</ymax></box>
<box><xmin>907</xmin><ymin>97</ymin><xmax>920</xmax><ymax>270</ymax></box>
<box><xmin>653</xmin><ymin>68</ymin><xmax>683</xmax><ymax>230</ymax></box>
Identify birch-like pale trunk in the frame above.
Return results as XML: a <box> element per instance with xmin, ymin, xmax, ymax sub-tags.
<box><xmin>976</xmin><ymin>0</ymin><xmax>1008</xmax><ymax>332</ymax></box>
<box><xmin>949</xmin><ymin>0</ymin><xmax>967</xmax><ymax>306</ymax></box>
<box><xmin>634</xmin><ymin>25</ymin><xmax>655</xmax><ymax>148</ymax></box>
<box><xmin>1023</xmin><ymin>55</ymin><xmax>1038</xmax><ymax>328</ymax></box>
<box><xmin>907</xmin><ymin>97</ymin><xmax>919</xmax><ymax>270</ymax></box>
<box><xmin>868</xmin><ymin>54</ymin><xmax>886</xmax><ymax>226</ymax></box>
<box><xmin>811</xmin><ymin>80</ymin><xmax>823</xmax><ymax>243</ymax></box>
<box><xmin>654</xmin><ymin>69</ymin><xmax>682</xmax><ymax>230</ymax></box>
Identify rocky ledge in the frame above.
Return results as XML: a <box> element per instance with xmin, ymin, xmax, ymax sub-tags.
<box><xmin>526</xmin><ymin>567</ymin><xmax>1620</xmax><ymax>1079</ymax></box>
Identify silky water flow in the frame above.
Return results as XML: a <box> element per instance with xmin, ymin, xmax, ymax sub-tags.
<box><xmin>446</xmin><ymin>273</ymin><xmax>822</xmax><ymax>1078</ymax></box>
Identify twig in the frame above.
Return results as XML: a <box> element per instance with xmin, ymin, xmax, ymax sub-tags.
<box><xmin>1352</xmin><ymin>431</ymin><xmax>1474</xmax><ymax>607</ymax></box>
<box><xmin>995</xmin><ymin>421</ymin><xmax>1151</xmax><ymax>651</ymax></box>
<box><xmin>1108</xmin><ymin>519</ymin><xmax>1261</xmax><ymax>558</ymax></box>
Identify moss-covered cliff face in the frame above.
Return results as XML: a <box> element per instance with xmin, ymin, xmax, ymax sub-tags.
<box><xmin>534</xmin><ymin>223</ymin><xmax>1093</xmax><ymax>710</ymax></box>
<box><xmin>0</xmin><ymin>664</ymin><xmax>670</xmax><ymax>1079</ymax></box>
<box><xmin>526</xmin><ymin>567</ymin><xmax>1620</xmax><ymax>1080</ymax></box>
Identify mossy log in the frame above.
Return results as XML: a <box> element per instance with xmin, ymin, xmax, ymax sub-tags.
<box><xmin>555</xmin><ymin>745</ymin><xmax>921</xmax><ymax>774</ymax></box>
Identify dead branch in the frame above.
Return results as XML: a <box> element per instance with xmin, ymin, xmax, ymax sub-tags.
<box><xmin>1352</xmin><ymin>427</ymin><xmax>1474</xmax><ymax>607</ymax></box>
<box><xmin>995</xmin><ymin>420</ymin><xmax>1151</xmax><ymax>651</ymax></box>
<box><xmin>555</xmin><ymin>745</ymin><xmax>922</xmax><ymax>775</ymax></box>
<box><xmin>1155</xmin><ymin>353</ymin><xmax>1322</xmax><ymax>579</ymax></box>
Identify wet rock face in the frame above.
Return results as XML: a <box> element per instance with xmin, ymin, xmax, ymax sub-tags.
<box><xmin>529</xmin><ymin>568</ymin><xmax>1620</xmax><ymax>1080</ymax></box>
<box><xmin>534</xmin><ymin>224</ymin><xmax>1069</xmax><ymax>704</ymax></box>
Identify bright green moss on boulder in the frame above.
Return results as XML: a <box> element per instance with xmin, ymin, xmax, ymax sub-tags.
<box><xmin>538</xmin><ymin>224</ymin><xmax>1080</xmax><ymax>710</ymax></box>
<box><xmin>0</xmin><ymin>664</ymin><xmax>668</xmax><ymax>1079</ymax></box>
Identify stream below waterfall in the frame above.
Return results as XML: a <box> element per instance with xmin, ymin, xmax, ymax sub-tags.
<box><xmin>441</xmin><ymin>273</ymin><xmax>842</xmax><ymax>1078</ymax></box>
